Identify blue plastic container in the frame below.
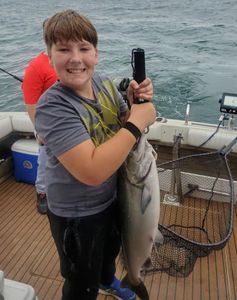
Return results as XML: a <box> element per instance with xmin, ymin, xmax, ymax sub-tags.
<box><xmin>11</xmin><ymin>139</ymin><xmax>39</xmax><ymax>184</ymax></box>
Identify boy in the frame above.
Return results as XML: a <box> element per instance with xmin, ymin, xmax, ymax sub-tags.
<box><xmin>35</xmin><ymin>9</ymin><xmax>156</xmax><ymax>300</ymax></box>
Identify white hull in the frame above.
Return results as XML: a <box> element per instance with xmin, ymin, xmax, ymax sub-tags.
<box><xmin>1</xmin><ymin>112</ymin><xmax>236</xmax><ymax>153</ymax></box>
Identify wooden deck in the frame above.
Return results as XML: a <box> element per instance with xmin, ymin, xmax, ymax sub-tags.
<box><xmin>0</xmin><ymin>176</ymin><xmax>236</xmax><ymax>300</ymax></box>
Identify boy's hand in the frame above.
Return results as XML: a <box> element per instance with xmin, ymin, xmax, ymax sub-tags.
<box><xmin>127</xmin><ymin>78</ymin><xmax>153</xmax><ymax>106</ymax></box>
<box><xmin>128</xmin><ymin>102</ymin><xmax>156</xmax><ymax>133</ymax></box>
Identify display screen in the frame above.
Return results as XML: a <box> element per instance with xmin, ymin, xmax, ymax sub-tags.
<box><xmin>223</xmin><ymin>95</ymin><xmax>237</xmax><ymax>108</ymax></box>
<box><xmin>220</xmin><ymin>93</ymin><xmax>237</xmax><ymax>114</ymax></box>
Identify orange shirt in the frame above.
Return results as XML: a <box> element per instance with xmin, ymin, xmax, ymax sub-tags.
<box><xmin>22</xmin><ymin>52</ymin><xmax>57</xmax><ymax>104</ymax></box>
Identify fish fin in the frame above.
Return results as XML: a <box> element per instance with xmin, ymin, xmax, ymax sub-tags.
<box><xmin>141</xmin><ymin>186</ymin><xmax>151</xmax><ymax>214</ymax></box>
<box><xmin>121</xmin><ymin>274</ymin><xmax>149</xmax><ymax>300</ymax></box>
<box><xmin>142</xmin><ymin>257</ymin><xmax>153</xmax><ymax>269</ymax></box>
<box><xmin>141</xmin><ymin>257</ymin><xmax>154</xmax><ymax>275</ymax></box>
<box><xmin>154</xmin><ymin>228</ymin><xmax>164</xmax><ymax>245</ymax></box>
<box><xmin>120</xmin><ymin>274</ymin><xmax>131</xmax><ymax>289</ymax></box>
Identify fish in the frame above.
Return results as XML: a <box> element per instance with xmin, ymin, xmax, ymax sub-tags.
<box><xmin>118</xmin><ymin>134</ymin><xmax>163</xmax><ymax>300</ymax></box>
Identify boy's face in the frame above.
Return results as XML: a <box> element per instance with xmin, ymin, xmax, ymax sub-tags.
<box><xmin>48</xmin><ymin>39</ymin><xmax>98</xmax><ymax>94</ymax></box>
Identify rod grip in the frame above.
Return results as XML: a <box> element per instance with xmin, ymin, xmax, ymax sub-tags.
<box><xmin>132</xmin><ymin>48</ymin><xmax>148</xmax><ymax>104</ymax></box>
<box><xmin>132</xmin><ymin>48</ymin><xmax>146</xmax><ymax>84</ymax></box>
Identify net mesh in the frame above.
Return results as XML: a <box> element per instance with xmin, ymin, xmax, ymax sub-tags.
<box><xmin>145</xmin><ymin>150</ymin><xmax>234</xmax><ymax>277</ymax></box>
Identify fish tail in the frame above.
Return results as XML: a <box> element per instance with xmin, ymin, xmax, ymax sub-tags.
<box><xmin>121</xmin><ymin>274</ymin><xmax>149</xmax><ymax>300</ymax></box>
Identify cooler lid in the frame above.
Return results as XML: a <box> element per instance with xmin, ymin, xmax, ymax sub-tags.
<box><xmin>11</xmin><ymin>139</ymin><xmax>39</xmax><ymax>155</ymax></box>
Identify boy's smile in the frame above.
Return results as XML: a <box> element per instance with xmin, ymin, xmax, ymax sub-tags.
<box><xmin>49</xmin><ymin>40</ymin><xmax>98</xmax><ymax>97</ymax></box>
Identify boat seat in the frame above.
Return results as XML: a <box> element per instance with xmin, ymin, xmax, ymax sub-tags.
<box><xmin>11</xmin><ymin>113</ymin><xmax>34</xmax><ymax>133</ymax></box>
<box><xmin>0</xmin><ymin>116</ymin><xmax>13</xmax><ymax>140</ymax></box>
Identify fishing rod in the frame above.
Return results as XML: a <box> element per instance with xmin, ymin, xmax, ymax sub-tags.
<box><xmin>131</xmin><ymin>48</ymin><xmax>148</xmax><ymax>104</ymax></box>
<box><xmin>0</xmin><ymin>67</ymin><xmax>23</xmax><ymax>83</ymax></box>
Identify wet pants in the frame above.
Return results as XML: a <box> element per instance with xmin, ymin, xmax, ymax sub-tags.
<box><xmin>47</xmin><ymin>202</ymin><xmax>121</xmax><ymax>300</ymax></box>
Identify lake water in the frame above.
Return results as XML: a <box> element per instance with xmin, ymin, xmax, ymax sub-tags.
<box><xmin>0</xmin><ymin>0</ymin><xmax>237</xmax><ymax>124</ymax></box>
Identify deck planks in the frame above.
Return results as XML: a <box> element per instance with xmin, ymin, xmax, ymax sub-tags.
<box><xmin>0</xmin><ymin>177</ymin><xmax>236</xmax><ymax>300</ymax></box>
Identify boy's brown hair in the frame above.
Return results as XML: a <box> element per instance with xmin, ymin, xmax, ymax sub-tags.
<box><xmin>44</xmin><ymin>10</ymin><xmax>98</xmax><ymax>52</ymax></box>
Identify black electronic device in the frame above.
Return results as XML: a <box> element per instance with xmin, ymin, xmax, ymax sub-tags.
<box><xmin>219</xmin><ymin>92</ymin><xmax>237</xmax><ymax>114</ymax></box>
<box><xmin>131</xmin><ymin>48</ymin><xmax>148</xmax><ymax>104</ymax></box>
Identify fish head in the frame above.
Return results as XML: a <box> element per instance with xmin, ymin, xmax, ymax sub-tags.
<box><xmin>124</xmin><ymin>134</ymin><xmax>156</xmax><ymax>184</ymax></box>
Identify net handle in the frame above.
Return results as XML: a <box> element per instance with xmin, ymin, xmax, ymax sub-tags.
<box><xmin>220</xmin><ymin>136</ymin><xmax>237</xmax><ymax>156</ymax></box>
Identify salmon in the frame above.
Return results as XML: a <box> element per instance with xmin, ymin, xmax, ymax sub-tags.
<box><xmin>118</xmin><ymin>134</ymin><xmax>163</xmax><ymax>300</ymax></box>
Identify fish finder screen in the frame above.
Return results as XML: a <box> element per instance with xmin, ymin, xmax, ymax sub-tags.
<box><xmin>223</xmin><ymin>95</ymin><xmax>237</xmax><ymax>108</ymax></box>
<box><xmin>220</xmin><ymin>93</ymin><xmax>237</xmax><ymax>114</ymax></box>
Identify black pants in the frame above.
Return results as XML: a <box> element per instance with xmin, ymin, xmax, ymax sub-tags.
<box><xmin>47</xmin><ymin>202</ymin><xmax>121</xmax><ymax>300</ymax></box>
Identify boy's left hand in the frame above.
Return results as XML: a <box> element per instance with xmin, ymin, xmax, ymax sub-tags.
<box><xmin>127</xmin><ymin>78</ymin><xmax>153</xmax><ymax>106</ymax></box>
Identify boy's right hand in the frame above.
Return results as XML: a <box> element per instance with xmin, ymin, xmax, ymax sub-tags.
<box><xmin>127</xmin><ymin>78</ymin><xmax>153</xmax><ymax>106</ymax></box>
<box><xmin>127</xmin><ymin>102</ymin><xmax>156</xmax><ymax>133</ymax></box>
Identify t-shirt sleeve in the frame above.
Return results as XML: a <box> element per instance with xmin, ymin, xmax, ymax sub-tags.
<box><xmin>35</xmin><ymin>93</ymin><xmax>90</xmax><ymax>157</ymax></box>
<box><xmin>21</xmin><ymin>65</ymin><xmax>45</xmax><ymax>104</ymax></box>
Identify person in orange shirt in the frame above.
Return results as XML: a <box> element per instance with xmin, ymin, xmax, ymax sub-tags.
<box><xmin>21</xmin><ymin>51</ymin><xmax>57</xmax><ymax>214</ymax></box>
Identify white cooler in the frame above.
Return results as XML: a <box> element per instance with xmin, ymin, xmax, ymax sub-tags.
<box><xmin>0</xmin><ymin>271</ymin><xmax>38</xmax><ymax>300</ymax></box>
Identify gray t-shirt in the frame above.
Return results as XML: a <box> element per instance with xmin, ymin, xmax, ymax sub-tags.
<box><xmin>35</xmin><ymin>73</ymin><xmax>128</xmax><ymax>218</ymax></box>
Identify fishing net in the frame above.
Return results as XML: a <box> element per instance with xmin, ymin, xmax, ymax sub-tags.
<box><xmin>115</xmin><ymin>78</ymin><xmax>235</xmax><ymax>278</ymax></box>
<box><xmin>145</xmin><ymin>141</ymin><xmax>235</xmax><ymax>277</ymax></box>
